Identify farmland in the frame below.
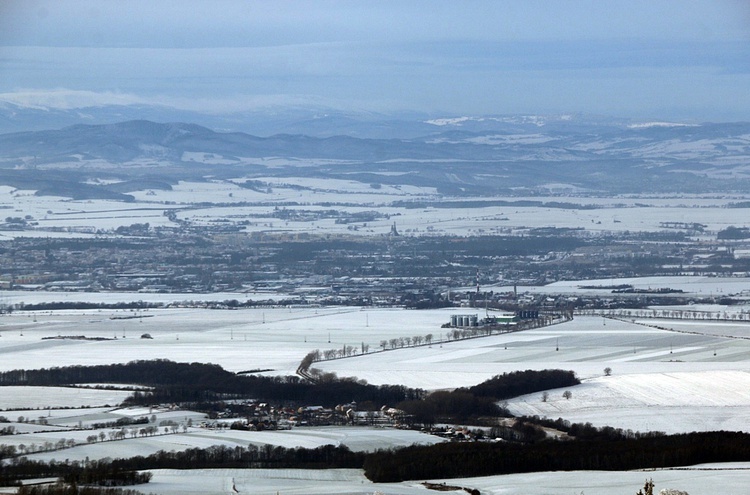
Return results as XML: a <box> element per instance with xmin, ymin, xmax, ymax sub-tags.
<box><xmin>2</xmin><ymin>296</ymin><xmax>750</xmax><ymax>493</ymax></box>
<box><xmin>2</xmin><ymin>120</ymin><xmax>750</xmax><ymax>493</ymax></box>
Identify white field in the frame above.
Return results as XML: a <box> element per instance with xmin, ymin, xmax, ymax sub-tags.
<box><xmin>541</xmin><ymin>276</ymin><xmax>750</xmax><ymax>298</ymax></box>
<box><xmin>479</xmin><ymin>275</ymin><xmax>750</xmax><ymax>299</ymax></box>
<box><xmin>0</xmin><ymin>306</ymin><xmax>466</xmax><ymax>375</ymax></box>
<box><xmin>0</xmin><ymin>405</ymin><xmax>206</xmax><ymax>431</ymax></box>
<box><xmin>0</xmin><ymin>386</ymin><xmax>130</xmax><ymax>410</ymax></box>
<box><xmin>17</xmin><ymin>426</ymin><xmax>444</xmax><ymax>465</ymax></box>
<box><xmin>3</xmin><ymin>180</ymin><xmax>750</xmax><ymax>238</ymax></box>
<box><xmin>3</xmin><ymin>301</ymin><xmax>750</xmax><ymax>491</ymax></box>
<box><xmin>2</xmin><ymin>466</ymin><xmax>748</xmax><ymax>495</ymax></box>
<box><xmin>506</xmin><ymin>370</ymin><xmax>750</xmax><ymax>434</ymax></box>
<box><xmin>139</xmin><ymin>465</ymin><xmax>750</xmax><ymax>495</ymax></box>
<box><xmin>0</xmin><ymin>290</ymin><xmax>291</xmax><ymax>305</ymax></box>
<box><xmin>2</xmin><ymin>308</ymin><xmax>750</xmax><ymax>400</ymax></box>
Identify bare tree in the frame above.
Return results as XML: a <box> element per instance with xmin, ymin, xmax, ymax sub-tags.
<box><xmin>635</xmin><ymin>478</ymin><xmax>654</xmax><ymax>495</ymax></box>
<box><xmin>562</xmin><ymin>390</ymin><xmax>572</xmax><ymax>400</ymax></box>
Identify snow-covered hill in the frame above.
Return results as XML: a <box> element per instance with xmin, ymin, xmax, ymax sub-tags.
<box><xmin>1</xmin><ymin>118</ymin><xmax>750</xmax><ymax>197</ymax></box>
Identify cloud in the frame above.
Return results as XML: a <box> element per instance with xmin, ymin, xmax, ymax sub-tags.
<box><xmin>0</xmin><ymin>88</ymin><xmax>373</xmax><ymax>114</ymax></box>
<box><xmin>1</xmin><ymin>1</ymin><xmax>749</xmax><ymax>120</ymax></box>
<box><xmin>0</xmin><ymin>89</ymin><xmax>148</xmax><ymax>110</ymax></box>
<box><xmin>2</xmin><ymin>0</ymin><xmax>748</xmax><ymax>50</ymax></box>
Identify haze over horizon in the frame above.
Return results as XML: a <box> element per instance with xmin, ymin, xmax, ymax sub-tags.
<box><xmin>1</xmin><ymin>0</ymin><xmax>749</xmax><ymax>123</ymax></box>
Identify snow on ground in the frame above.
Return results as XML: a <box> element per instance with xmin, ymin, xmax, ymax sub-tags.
<box><xmin>476</xmin><ymin>275</ymin><xmax>750</xmax><ymax>299</ymax></box>
<box><xmin>3</xmin><ymin>306</ymin><xmax>750</xmax><ymax>491</ymax></box>
<box><xmin>21</xmin><ymin>426</ymin><xmax>444</xmax><ymax>464</ymax></box>
<box><xmin>0</xmin><ymin>406</ymin><xmax>208</xmax><ymax>448</ymax></box>
<box><xmin>142</xmin><ymin>465</ymin><xmax>750</xmax><ymax>495</ymax></box>
<box><xmin>0</xmin><ymin>289</ymin><xmax>291</xmax><ymax>305</ymax></box>
<box><xmin>3</xmin><ymin>308</ymin><xmax>750</xmax><ymax>420</ymax></box>
<box><xmin>0</xmin><ymin>386</ymin><xmax>130</xmax><ymax>409</ymax></box>
<box><xmin>0</xmin><ymin>306</ymin><xmax>469</xmax><ymax>375</ymax></box>
<box><xmin>147</xmin><ymin>468</ymin><xmax>375</xmax><ymax>495</ymax></box>
<box><xmin>542</xmin><ymin>275</ymin><xmax>750</xmax><ymax>297</ymax></box>
<box><xmin>4</xmin><ymin>181</ymin><xmax>750</xmax><ymax>238</ymax></box>
<box><xmin>457</xmin><ymin>465</ymin><xmax>750</xmax><ymax>495</ymax></box>
<box><xmin>315</xmin><ymin>314</ymin><xmax>750</xmax><ymax>387</ymax></box>
<box><xmin>3</xmin><ymin>308</ymin><xmax>750</xmax><ymax>390</ymax></box>
<box><xmin>506</xmin><ymin>370</ymin><xmax>750</xmax><ymax>434</ymax></box>
<box><xmin>634</xmin><ymin>317</ymin><xmax>750</xmax><ymax>339</ymax></box>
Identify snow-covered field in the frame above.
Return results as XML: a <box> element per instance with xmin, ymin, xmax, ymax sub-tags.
<box><xmin>507</xmin><ymin>370</ymin><xmax>750</xmax><ymax>434</ymax></box>
<box><xmin>0</xmin><ymin>306</ymin><xmax>464</xmax><ymax>375</ymax></box>
<box><xmin>2</xmin><ymin>306</ymin><xmax>750</xmax><ymax>398</ymax></box>
<box><xmin>12</xmin><ymin>425</ymin><xmax>444</xmax><ymax>465</ymax></box>
<box><xmin>3</xmin><ymin>301</ymin><xmax>750</xmax><ymax>492</ymax></box>
<box><xmin>0</xmin><ymin>386</ymin><xmax>130</xmax><ymax>410</ymax></box>
<box><xmin>543</xmin><ymin>275</ymin><xmax>750</xmax><ymax>297</ymax></box>
<box><xmin>3</xmin><ymin>181</ymin><xmax>750</xmax><ymax>238</ymax></box>
<box><xmin>0</xmin><ymin>289</ymin><xmax>291</xmax><ymax>306</ymax></box>
<box><xmin>141</xmin><ymin>465</ymin><xmax>750</xmax><ymax>495</ymax></box>
<box><xmin>480</xmin><ymin>275</ymin><xmax>750</xmax><ymax>299</ymax></box>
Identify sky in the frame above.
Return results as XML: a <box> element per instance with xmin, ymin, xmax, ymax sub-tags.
<box><xmin>1</xmin><ymin>0</ymin><xmax>749</xmax><ymax>121</ymax></box>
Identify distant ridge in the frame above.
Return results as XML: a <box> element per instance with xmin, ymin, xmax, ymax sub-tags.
<box><xmin>1</xmin><ymin>119</ymin><xmax>750</xmax><ymax>198</ymax></box>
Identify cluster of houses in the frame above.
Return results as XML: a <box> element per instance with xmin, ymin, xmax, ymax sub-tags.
<box><xmin>199</xmin><ymin>400</ymin><xmax>411</xmax><ymax>430</ymax></box>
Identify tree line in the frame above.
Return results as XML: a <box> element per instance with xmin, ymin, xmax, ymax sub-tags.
<box><xmin>0</xmin><ymin>444</ymin><xmax>362</xmax><ymax>486</ymax></box>
<box><xmin>395</xmin><ymin>369</ymin><xmax>580</xmax><ymax>425</ymax></box>
<box><xmin>362</xmin><ymin>431</ymin><xmax>750</xmax><ymax>482</ymax></box>
<box><xmin>0</xmin><ymin>362</ymin><xmax>580</xmax><ymax>426</ymax></box>
<box><xmin>0</xmin><ymin>360</ymin><xmax>423</xmax><ymax>409</ymax></box>
<box><xmin>18</xmin><ymin>484</ymin><xmax>149</xmax><ymax>495</ymax></box>
<box><xmin>2</xmin><ymin>361</ymin><xmax>748</xmax><ymax>485</ymax></box>
<box><xmin>7</xmin><ymin>301</ymin><xmax>163</xmax><ymax>312</ymax></box>
<box><xmin>517</xmin><ymin>415</ymin><xmax>666</xmax><ymax>442</ymax></box>
<box><xmin>466</xmin><ymin>369</ymin><xmax>579</xmax><ymax>400</ymax></box>
<box><xmin>4</xmin><ymin>431</ymin><xmax>749</xmax><ymax>486</ymax></box>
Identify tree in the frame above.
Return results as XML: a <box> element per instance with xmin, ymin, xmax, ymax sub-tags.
<box><xmin>562</xmin><ymin>390</ymin><xmax>572</xmax><ymax>400</ymax></box>
<box><xmin>636</xmin><ymin>478</ymin><xmax>654</xmax><ymax>495</ymax></box>
<box><xmin>604</xmin><ymin>367</ymin><xmax>612</xmax><ymax>376</ymax></box>
<box><xmin>541</xmin><ymin>391</ymin><xmax>549</xmax><ymax>402</ymax></box>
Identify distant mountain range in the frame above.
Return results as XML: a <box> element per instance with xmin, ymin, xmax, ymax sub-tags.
<box><xmin>0</xmin><ymin>99</ymin><xmax>680</xmax><ymax>138</ymax></box>
<box><xmin>0</xmin><ymin>115</ymin><xmax>749</xmax><ymax>200</ymax></box>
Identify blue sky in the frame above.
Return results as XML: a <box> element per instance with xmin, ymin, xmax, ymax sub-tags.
<box><xmin>1</xmin><ymin>0</ymin><xmax>749</xmax><ymax>120</ymax></box>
